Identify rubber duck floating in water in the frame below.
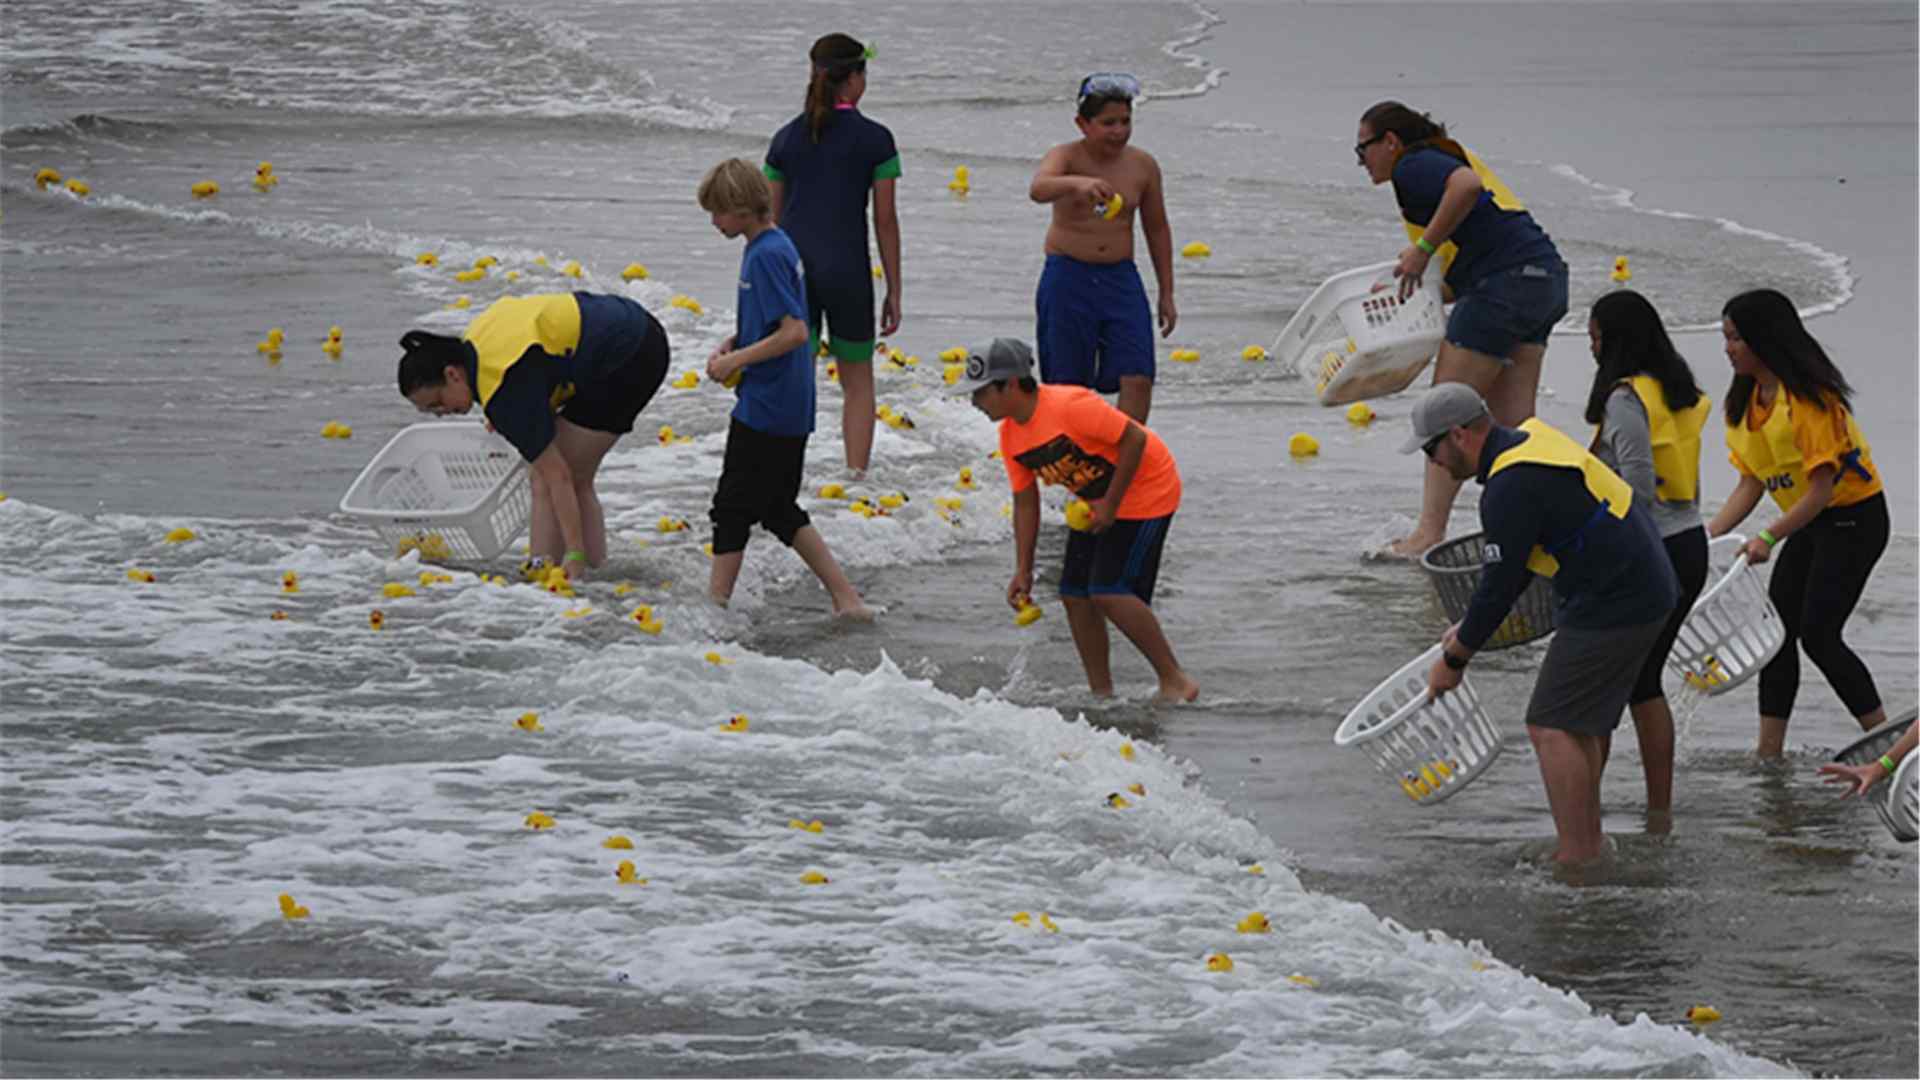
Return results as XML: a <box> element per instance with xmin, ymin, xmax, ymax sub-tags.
<box><xmin>629</xmin><ymin>605</ymin><xmax>663</xmax><ymax>634</ymax></box>
<box><xmin>257</xmin><ymin>327</ymin><xmax>285</xmax><ymax>355</ymax></box>
<box><xmin>603</xmin><ymin>835</ymin><xmax>634</xmax><ymax>849</ymax></box>
<box><xmin>719</xmin><ymin>714</ymin><xmax>749</xmax><ymax>733</ymax></box>
<box><xmin>1288</xmin><ymin>432</ymin><xmax>1319</xmax><ymax>457</ymax></box>
<box><xmin>278</xmin><ymin>892</ymin><xmax>310</xmax><ymax>920</ymax></box>
<box><xmin>788</xmin><ymin>818</ymin><xmax>825</xmax><ymax>833</ymax></box>
<box><xmin>252</xmin><ymin>162</ymin><xmax>279</xmax><ymax>191</ymax></box>
<box><xmin>382</xmin><ymin>582</ymin><xmax>415</xmax><ymax>598</ymax></box>
<box><xmin>800</xmin><ymin>870</ymin><xmax>829</xmax><ymax>885</ymax></box>
<box><xmin>415</xmin><ymin>252</ymin><xmax>439</xmax><ymax>267</ymax></box>
<box><xmin>1170</xmin><ymin>348</ymin><xmax>1200</xmax><ymax>363</ymax></box>
<box><xmin>525</xmin><ymin>811</ymin><xmax>556</xmax><ymax>830</ymax></box>
<box><xmin>704</xmin><ymin>651</ymin><xmax>731</xmax><ymax>666</ymax></box>
<box><xmin>321</xmin><ymin>326</ymin><xmax>344</xmax><ymax>358</ymax></box>
<box><xmin>615</xmin><ymin>860</ymin><xmax>647</xmax><ymax>884</ymax></box>
<box><xmin>621</xmin><ymin>262</ymin><xmax>649</xmax><ymax>281</ymax></box>
<box><xmin>561</xmin><ymin>260</ymin><xmax>584</xmax><ymax>279</ymax></box>
<box><xmin>1235</xmin><ymin>912</ymin><xmax>1271</xmax><ymax>934</ymax></box>
<box><xmin>472</xmin><ymin>255</ymin><xmax>498</xmax><ymax>269</ymax></box>
<box><xmin>668</xmin><ymin>295</ymin><xmax>703</xmax><ymax>315</ymax></box>
<box><xmin>455</xmin><ymin>267</ymin><xmax>487</xmax><ymax>282</ymax></box>
<box><xmin>1206</xmin><ymin>953</ymin><xmax>1234</xmax><ymax>972</ymax></box>
<box><xmin>1611</xmin><ymin>256</ymin><xmax>1632</xmax><ymax>284</ymax></box>
<box><xmin>1346</xmin><ymin>402</ymin><xmax>1375</xmax><ymax>425</ymax></box>
<box><xmin>656</xmin><ymin>424</ymin><xmax>693</xmax><ymax>445</ymax></box>
<box><xmin>34</xmin><ymin>168</ymin><xmax>62</xmax><ymax>189</ymax></box>
<box><xmin>65</xmin><ymin>179</ymin><xmax>90</xmax><ymax>197</ymax></box>
<box><xmin>1241</xmin><ymin>345</ymin><xmax>1268</xmax><ymax>362</ymax></box>
<box><xmin>878</xmin><ymin>492</ymin><xmax>907</xmax><ymax>510</ymax></box>
<box><xmin>368</xmin><ymin>609</ymin><xmax>385</xmax><ymax>630</ymax></box>
<box><xmin>657</xmin><ymin>516</ymin><xmax>690</xmax><ymax>533</ymax></box>
<box><xmin>670</xmin><ymin>371</ymin><xmax>700</xmax><ymax>390</ymax></box>
<box><xmin>127</xmin><ymin>568</ymin><xmax>157</xmax><ymax>583</ymax></box>
<box><xmin>1106</xmin><ymin>792</ymin><xmax>1131</xmax><ymax>809</ymax></box>
<box><xmin>515</xmin><ymin>712</ymin><xmax>544</xmax><ymax>732</ymax></box>
<box><xmin>164</xmin><ymin>527</ymin><xmax>197</xmax><ymax>543</ymax></box>
<box><xmin>956</xmin><ymin>467</ymin><xmax>977</xmax><ymax>491</ymax></box>
<box><xmin>948</xmin><ymin>165</ymin><xmax>970</xmax><ymax>195</ymax></box>
<box><xmin>1181</xmin><ymin>241</ymin><xmax>1212</xmax><ymax>258</ymax></box>
<box><xmin>1686</xmin><ymin>1005</ymin><xmax>1721</xmax><ymax>1024</ymax></box>
<box><xmin>817</xmin><ymin>483</ymin><xmax>847</xmax><ymax>500</ymax></box>
<box><xmin>281</xmin><ymin>570</ymin><xmax>300</xmax><ymax>594</ymax></box>
<box><xmin>1287</xmin><ymin>973</ymin><xmax>1319</xmax><ymax>988</ymax></box>
<box><xmin>191</xmin><ymin>180</ymin><xmax>220</xmax><ymax>198</ymax></box>
<box><xmin>1127</xmin><ymin>782</ymin><xmax>1146</xmax><ymax>796</ymax></box>
<box><xmin>449</xmin><ymin>296</ymin><xmax>471</xmax><ymax>309</ymax></box>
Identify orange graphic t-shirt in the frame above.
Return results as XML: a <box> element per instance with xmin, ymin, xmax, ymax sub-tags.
<box><xmin>999</xmin><ymin>385</ymin><xmax>1181</xmax><ymax>519</ymax></box>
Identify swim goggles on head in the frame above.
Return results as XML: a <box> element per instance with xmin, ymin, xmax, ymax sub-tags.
<box><xmin>816</xmin><ymin>43</ymin><xmax>877</xmax><ymax>73</ymax></box>
<box><xmin>1076</xmin><ymin>72</ymin><xmax>1140</xmax><ymax>105</ymax></box>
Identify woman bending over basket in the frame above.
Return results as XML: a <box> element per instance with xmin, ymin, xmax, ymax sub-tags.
<box><xmin>397</xmin><ymin>291</ymin><xmax>670</xmax><ymax>581</ymax></box>
<box><xmin>1706</xmin><ymin>289</ymin><xmax>1889</xmax><ymax>758</ymax></box>
<box><xmin>1354</xmin><ymin>102</ymin><xmax>1568</xmax><ymax>557</ymax></box>
<box><xmin>1585</xmin><ymin>291</ymin><xmax>1712</xmax><ymax>818</ymax></box>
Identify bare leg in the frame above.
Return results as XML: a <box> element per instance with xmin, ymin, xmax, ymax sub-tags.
<box><xmin>1093</xmin><ymin>593</ymin><xmax>1199</xmax><ymax>703</ymax></box>
<box><xmin>1529</xmin><ymin>724</ymin><xmax>1608</xmax><ymax>863</ymax></box>
<box><xmin>1392</xmin><ymin>342</ymin><xmax>1531</xmax><ymax>557</ymax></box>
<box><xmin>838</xmin><ymin>360</ymin><xmax>876</xmax><ymax>476</ymax></box>
<box><xmin>708</xmin><ymin>550</ymin><xmax>744</xmax><ymax>607</ymax></box>
<box><xmin>528</xmin><ymin>470</ymin><xmax>561</xmax><ymax>564</ymax></box>
<box><xmin>1115</xmin><ymin>375</ymin><xmax>1152</xmax><ymax>425</ymax></box>
<box><xmin>1061</xmin><ymin>596</ymin><xmax>1114</xmax><ymax>696</ymax></box>
<box><xmin>1628</xmin><ymin>697</ymin><xmax>1676</xmax><ymax>813</ymax></box>
<box><xmin>1757</xmin><ymin>714</ymin><xmax>1789</xmax><ymax>758</ymax></box>
<box><xmin>552</xmin><ymin>419</ymin><xmax>619</xmax><ymax>566</ymax></box>
<box><xmin>789</xmin><ymin>525</ymin><xmax>871</xmax><ymax>618</ymax></box>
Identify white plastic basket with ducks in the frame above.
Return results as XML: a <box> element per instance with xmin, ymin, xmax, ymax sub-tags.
<box><xmin>1664</xmin><ymin>533</ymin><xmax>1786</xmax><ymax>698</ymax></box>
<box><xmin>1271</xmin><ymin>261</ymin><xmax>1446</xmax><ymax>406</ymax></box>
<box><xmin>1334</xmin><ymin>643</ymin><xmax>1504</xmax><ymax>806</ymax></box>
<box><xmin>338</xmin><ymin>422</ymin><xmax>530</xmax><ymax>563</ymax></box>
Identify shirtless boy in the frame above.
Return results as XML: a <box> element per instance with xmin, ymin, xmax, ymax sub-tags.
<box><xmin>1028</xmin><ymin>73</ymin><xmax>1177</xmax><ymax>423</ymax></box>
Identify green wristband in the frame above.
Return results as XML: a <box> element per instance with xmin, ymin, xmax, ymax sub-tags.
<box><xmin>563</xmin><ymin>550</ymin><xmax>588</xmax><ymax>563</ymax></box>
<box><xmin>1759</xmin><ymin>529</ymin><xmax>1778</xmax><ymax>548</ymax></box>
<box><xmin>1414</xmin><ymin>236</ymin><xmax>1437</xmax><ymax>255</ymax></box>
<box><xmin>1879</xmin><ymin>754</ymin><xmax>1897</xmax><ymax>773</ymax></box>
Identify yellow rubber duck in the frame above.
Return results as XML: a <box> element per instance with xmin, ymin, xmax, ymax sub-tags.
<box><xmin>1241</xmin><ymin>345</ymin><xmax>1268</xmax><ymax>362</ymax></box>
<box><xmin>417</xmin><ymin>570</ymin><xmax>453</xmax><ymax>587</ymax></box>
<box><xmin>933</xmin><ymin>496</ymin><xmax>964</xmax><ymax>512</ymax></box>
<box><xmin>671</xmin><ymin>371</ymin><xmax>700</xmax><ymax>390</ymax></box>
<box><xmin>525</xmin><ymin>811</ymin><xmax>556</xmax><ymax>830</ymax></box>
<box><xmin>34</xmin><ymin>168</ymin><xmax>62</xmax><ymax>189</ymax></box>
<box><xmin>562</xmin><ymin>260</ymin><xmax>584</xmax><ymax>278</ymax></box>
<box><xmin>720</xmin><ymin>714</ymin><xmax>750</xmax><ymax>733</ymax></box>
<box><xmin>668</xmin><ymin>295</ymin><xmax>704</xmax><ymax>315</ymax></box>
<box><xmin>603</xmin><ymin>835</ymin><xmax>634</xmax><ymax>849</ymax></box>
<box><xmin>1065</xmin><ymin>499</ymin><xmax>1094</xmax><ymax>532</ymax></box>
<box><xmin>65</xmin><ymin>179</ymin><xmax>90</xmax><ymax>197</ymax></box>
<box><xmin>1287</xmin><ymin>973</ymin><xmax>1319</xmax><ymax>988</ymax></box>
<box><xmin>516</xmin><ymin>712</ymin><xmax>544</xmax><ymax>732</ymax></box>
<box><xmin>800</xmin><ymin>871</ymin><xmax>830</xmax><ymax>885</ymax></box>
<box><xmin>454</xmin><ymin>267</ymin><xmax>486</xmax><ymax>282</ymax></box>
<box><xmin>825</xmin><ymin>360</ymin><xmax>839</xmax><ymax>382</ymax></box>
<box><xmin>1170</xmin><ymin>348</ymin><xmax>1200</xmax><ymax>363</ymax></box>
<box><xmin>191</xmin><ymin>180</ymin><xmax>220</xmax><ymax>198</ymax></box>
<box><xmin>416</xmin><ymin>252</ymin><xmax>439</xmax><ymax>266</ymax></box>
<box><xmin>281</xmin><ymin>570</ymin><xmax>300</xmax><ymax>594</ymax></box>
<box><xmin>1288</xmin><ymin>432</ymin><xmax>1319</xmax><ymax>457</ymax></box>
<box><xmin>1686</xmin><ymin>1005</ymin><xmax>1721</xmax><ymax>1024</ymax></box>
<box><xmin>533</xmin><ymin>255</ymin><xmax>549</xmax><ymax>267</ymax></box>
<box><xmin>321</xmin><ymin>326</ymin><xmax>344</xmax><ymax>358</ymax></box>
<box><xmin>1100</xmin><ymin>193</ymin><xmax>1124</xmax><ymax>221</ymax></box>
<box><xmin>818</xmin><ymin>483</ymin><xmax>847</xmax><ymax>500</ymax></box>
<box><xmin>788</xmin><ymin>819</ymin><xmax>825</xmax><ymax>833</ymax></box>
<box><xmin>1127</xmin><ymin>782</ymin><xmax>1146</xmax><ymax>796</ymax></box>
<box><xmin>939</xmin><ymin>346</ymin><xmax>967</xmax><ymax>363</ymax></box>
<box><xmin>450</xmin><ymin>296</ymin><xmax>471</xmax><ymax>309</ymax></box>
<box><xmin>1235</xmin><ymin>912</ymin><xmax>1271</xmax><ymax>934</ymax></box>
<box><xmin>630</xmin><ymin>606</ymin><xmax>663</xmax><ymax>635</ymax></box>
<box><xmin>164</xmin><ymin>527</ymin><xmax>196</xmax><ymax>543</ymax></box>
<box><xmin>505</xmin><ymin>270</ymin><xmax>521</xmax><ymax>282</ymax></box>
<box><xmin>621</xmin><ymin>262</ymin><xmax>650</xmax><ymax>281</ymax></box>
<box><xmin>1346</xmin><ymin>402</ymin><xmax>1376</xmax><ymax>425</ymax></box>
<box><xmin>1684</xmin><ymin>656</ymin><xmax>1730</xmax><ymax>690</ymax></box>
<box><xmin>704</xmin><ymin>651</ymin><xmax>731</xmax><ymax>666</ymax></box>
<box><xmin>1038</xmin><ymin>913</ymin><xmax>1059</xmax><ymax>933</ymax></box>
<box><xmin>1611</xmin><ymin>256</ymin><xmax>1632</xmax><ymax>284</ymax></box>
<box><xmin>127</xmin><ymin>568</ymin><xmax>157</xmax><ymax>583</ymax></box>
<box><xmin>1011</xmin><ymin>911</ymin><xmax>1032</xmax><ymax>927</ymax></box>
<box><xmin>847</xmin><ymin>498</ymin><xmax>879</xmax><ymax>519</ymax></box>
<box><xmin>368</xmin><ymin>609</ymin><xmax>385</xmax><ymax>630</ymax></box>
<box><xmin>657</xmin><ymin>516</ymin><xmax>690</xmax><ymax>533</ymax></box>
<box><xmin>382</xmin><ymin>582</ymin><xmax>415</xmax><ymax>598</ymax></box>
<box><xmin>948</xmin><ymin>165</ymin><xmax>970</xmax><ymax>195</ymax></box>
<box><xmin>278</xmin><ymin>892</ymin><xmax>310</xmax><ymax>920</ymax></box>
<box><xmin>943</xmin><ymin>363</ymin><xmax>965</xmax><ymax>385</ymax></box>
<box><xmin>1106</xmin><ymin>792</ymin><xmax>1131</xmax><ymax>809</ymax></box>
<box><xmin>1119</xmin><ymin>742</ymin><xmax>1136</xmax><ymax>760</ymax></box>
<box><xmin>1181</xmin><ymin>241</ymin><xmax>1212</xmax><ymax>258</ymax></box>
<box><xmin>257</xmin><ymin>327</ymin><xmax>285</xmax><ymax>352</ymax></box>
<box><xmin>872</xmin><ymin>264</ymin><xmax>884</xmax><ymax>279</ymax></box>
<box><xmin>1206</xmin><ymin>953</ymin><xmax>1234</xmax><ymax>972</ymax></box>
<box><xmin>1246</xmin><ymin>863</ymin><xmax>1265</xmax><ymax>876</ymax></box>
<box><xmin>1014</xmin><ymin>599</ymin><xmax>1043</xmax><ymax>627</ymax></box>
<box><xmin>615</xmin><ymin>860</ymin><xmax>647</xmax><ymax>885</ymax></box>
<box><xmin>270</xmin><ymin>610</ymin><xmax>290</xmax><ymax>622</ymax></box>
<box><xmin>472</xmin><ymin>255</ymin><xmax>498</xmax><ymax>269</ymax></box>
<box><xmin>956</xmin><ymin>467</ymin><xmax>977</xmax><ymax>491</ymax></box>
<box><xmin>883</xmin><ymin>410</ymin><xmax>915</xmax><ymax>429</ymax></box>
<box><xmin>878</xmin><ymin>493</ymin><xmax>907</xmax><ymax>510</ymax></box>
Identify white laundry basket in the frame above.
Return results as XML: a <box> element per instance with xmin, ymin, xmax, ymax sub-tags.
<box><xmin>338</xmin><ymin>422</ymin><xmax>530</xmax><ymax>563</ymax></box>
<box><xmin>1833</xmin><ymin>710</ymin><xmax>1917</xmax><ymax>843</ymax></box>
<box><xmin>1664</xmin><ymin>534</ymin><xmax>1786</xmax><ymax>696</ymax></box>
<box><xmin>1271</xmin><ymin>261</ymin><xmax>1446</xmax><ymax>406</ymax></box>
<box><xmin>1889</xmin><ymin>753</ymin><xmax>1919</xmax><ymax>844</ymax></box>
<box><xmin>1334</xmin><ymin>644</ymin><xmax>1504</xmax><ymax>805</ymax></box>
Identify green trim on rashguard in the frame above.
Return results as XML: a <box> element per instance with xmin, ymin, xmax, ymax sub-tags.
<box><xmin>825</xmin><ymin>336</ymin><xmax>876</xmax><ymax>364</ymax></box>
<box><xmin>762</xmin><ymin>163</ymin><xmax>786</xmax><ymax>182</ymax></box>
<box><xmin>871</xmin><ymin>155</ymin><xmax>903</xmax><ymax>181</ymax></box>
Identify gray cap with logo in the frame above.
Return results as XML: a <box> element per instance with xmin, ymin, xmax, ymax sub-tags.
<box><xmin>1398</xmin><ymin>382</ymin><xmax>1492</xmax><ymax>453</ymax></box>
<box><xmin>949</xmin><ymin>337</ymin><xmax>1035</xmax><ymax>395</ymax></box>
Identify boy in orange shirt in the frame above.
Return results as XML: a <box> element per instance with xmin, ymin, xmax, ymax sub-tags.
<box><xmin>955</xmin><ymin>338</ymin><xmax>1198</xmax><ymax>703</ymax></box>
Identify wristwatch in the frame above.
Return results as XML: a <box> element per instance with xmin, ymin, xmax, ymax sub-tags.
<box><xmin>1443</xmin><ymin>649</ymin><xmax>1469</xmax><ymax>671</ymax></box>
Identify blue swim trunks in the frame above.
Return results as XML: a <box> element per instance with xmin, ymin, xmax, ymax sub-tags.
<box><xmin>1035</xmin><ymin>254</ymin><xmax>1155</xmax><ymax>393</ymax></box>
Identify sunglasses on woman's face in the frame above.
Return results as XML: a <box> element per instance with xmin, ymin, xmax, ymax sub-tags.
<box><xmin>1354</xmin><ymin>132</ymin><xmax>1388</xmax><ymax>164</ymax></box>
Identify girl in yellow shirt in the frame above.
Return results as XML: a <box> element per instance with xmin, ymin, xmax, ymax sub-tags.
<box><xmin>1707</xmin><ymin>289</ymin><xmax>1888</xmax><ymax>758</ymax></box>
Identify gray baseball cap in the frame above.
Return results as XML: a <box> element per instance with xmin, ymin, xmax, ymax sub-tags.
<box><xmin>1398</xmin><ymin>383</ymin><xmax>1492</xmax><ymax>453</ymax></box>
<box><xmin>949</xmin><ymin>337</ymin><xmax>1034</xmax><ymax>396</ymax></box>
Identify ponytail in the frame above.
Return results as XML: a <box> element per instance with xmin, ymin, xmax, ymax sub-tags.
<box><xmin>805</xmin><ymin>33</ymin><xmax>866</xmax><ymax>143</ymax></box>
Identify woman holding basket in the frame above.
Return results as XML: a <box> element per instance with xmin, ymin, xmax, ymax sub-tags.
<box><xmin>1354</xmin><ymin>101</ymin><xmax>1569</xmax><ymax>557</ymax></box>
<box><xmin>1585</xmin><ymin>291</ymin><xmax>1712</xmax><ymax>817</ymax></box>
<box><xmin>1707</xmin><ymin>288</ymin><xmax>1889</xmax><ymax>758</ymax></box>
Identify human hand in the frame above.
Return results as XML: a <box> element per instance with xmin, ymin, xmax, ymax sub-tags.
<box><xmin>1742</xmin><ymin>536</ymin><xmax>1773</xmax><ymax>565</ymax></box>
<box><xmin>1006</xmin><ymin>570</ymin><xmax>1034</xmax><ymax>611</ymax></box>
<box><xmin>1082</xmin><ymin>176</ymin><xmax>1116</xmax><ymax>204</ymax></box>
<box><xmin>1426</xmin><ymin>651</ymin><xmax>1462</xmax><ymax>699</ymax></box>
<box><xmin>1394</xmin><ymin>245</ymin><xmax>1431</xmax><ymax>301</ymax></box>
<box><xmin>1088</xmin><ymin>497</ymin><xmax>1118</xmax><ymax>534</ymax></box>
<box><xmin>880</xmin><ymin>292</ymin><xmax>901</xmax><ymax>337</ymax></box>
<box><xmin>705</xmin><ymin>352</ymin><xmax>738</xmax><ymax>385</ymax></box>
<box><xmin>1157</xmin><ymin>294</ymin><xmax>1178</xmax><ymax>337</ymax></box>
<box><xmin>1817</xmin><ymin>760</ymin><xmax>1884</xmax><ymax>798</ymax></box>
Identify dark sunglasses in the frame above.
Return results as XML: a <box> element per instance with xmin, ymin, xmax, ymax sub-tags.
<box><xmin>1354</xmin><ymin>132</ymin><xmax>1388</xmax><ymax>164</ymax></box>
<box><xmin>1421</xmin><ymin>432</ymin><xmax>1446</xmax><ymax>459</ymax></box>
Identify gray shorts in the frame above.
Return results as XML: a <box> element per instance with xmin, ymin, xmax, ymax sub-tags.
<box><xmin>1525</xmin><ymin>617</ymin><xmax>1669</xmax><ymax>736</ymax></box>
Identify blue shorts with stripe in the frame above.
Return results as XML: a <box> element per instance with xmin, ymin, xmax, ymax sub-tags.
<box><xmin>1035</xmin><ymin>254</ymin><xmax>1156</xmax><ymax>393</ymax></box>
<box><xmin>1060</xmin><ymin>513</ymin><xmax>1173</xmax><ymax>603</ymax></box>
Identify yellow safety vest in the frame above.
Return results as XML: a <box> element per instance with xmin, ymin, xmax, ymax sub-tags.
<box><xmin>463</xmin><ymin>294</ymin><xmax>583</xmax><ymax>407</ymax></box>
<box><xmin>1402</xmin><ymin>147</ymin><xmax>1525</xmax><ymax>274</ymax></box>
<box><xmin>1724</xmin><ymin>387</ymin><xmax>1881</xmax><ymax>512</ymax></box>
<box><xmin>1622</xmin><ymin>375</ymin><xmax>1709</xmax><ymax>503</ymax></box>
<box><xmin>1488</xmin><ymin>418</ymin><xmax>1633</xmax><ymax>578</ymax></box>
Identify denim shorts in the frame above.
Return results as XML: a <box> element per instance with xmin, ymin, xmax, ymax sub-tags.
<box><xmin>1446</xmin><ymin>260</ymin><xmax>1569</xmax><ymax>362</ymax></box>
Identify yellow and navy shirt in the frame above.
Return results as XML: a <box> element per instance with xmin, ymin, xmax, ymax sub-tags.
<box><xmin>1460</xmin><ymin>422</ymin><xmax>1678</xmax><ymax>650</ymax></box>
<box><xmin>1727</xmin><ymin>385</ymin><xmax>1881</xmax><ymax>513</ymax></box>
<box><xmin>462</xmin><ymin>292</ymin><xmax>653</xmax><ymax>462</ymax></box>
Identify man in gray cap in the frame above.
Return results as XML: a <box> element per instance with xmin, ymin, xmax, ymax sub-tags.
<box><xmin>956</xmin><ymin>338</ymin><xmax>1198</xmax><ymax>703</ymax></box>
<box><xmin>1407</xmin><ymin>383</ymin><xmax>1677</xmax><ymax>865</ymax></box>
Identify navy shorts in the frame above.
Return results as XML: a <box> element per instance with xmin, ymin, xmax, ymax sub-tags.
<box><xmin>1446</xmin><ymin>260</ymin><xmax>1569</xmax><ymax>362</ymax></box>
<box><xmin>1035</xmin><ymin>254</ymin><xmax>1156</xmax><ymax>393</ymax></box>
<box><xmin>561</xmin><ymin>307</ymin><xmax>670</xmax><ymax>436</ymax></box>
<box><xmin>805</xmin><ymin>266</ymin><xmax>876</xmax><ymax>363</ymax></box>
<box><xmin>1060</xmin><ymin>513</ymin><xmax>1173</xmax><ymax>603</ymax></box>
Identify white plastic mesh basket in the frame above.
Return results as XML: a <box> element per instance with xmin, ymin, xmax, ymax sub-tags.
<box><xmin>1334</xmin><ymin>644</ymin><xmax>1504</xmax><ymax>805</ymax></box>
<box><xmin>1889</xmin><ymin>752</ymin><xmax>1919</xmax><ymax>844</ymax></box>
<box><xmin>1664</xmin><ymin>534</ymin><xmax>1785</xmax><ymax>697</ymax></box>
<box><xmin>1834</xmin><ymin>710</ymin><xmax>1917</xmax><ymax>843</ymax></box>
<box><xmin>1271</xmin><ymin>261</ymin><xmax>1446</xmax><ymax>406</ymax></box>
<box><xmin>338</xmin><ymin>422</ymin><xmax>530</xmax><ymax>563</ymax></box>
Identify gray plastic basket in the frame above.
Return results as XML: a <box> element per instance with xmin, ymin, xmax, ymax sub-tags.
<box><xmin>1420</xmin><ymin>532</ymin><xmax>1557</xmax><ymax>650</ymax></box>
<box><xmin>1832</xmin><ymin>708</ymin><xmax>1917</xmax><ymax>843</ymax></box>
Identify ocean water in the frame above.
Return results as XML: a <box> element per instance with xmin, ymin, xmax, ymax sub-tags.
<box><xmin>2</xmin><ymin>1</ymin><xmax>1913</xmax><ymax>1076</ymax></box>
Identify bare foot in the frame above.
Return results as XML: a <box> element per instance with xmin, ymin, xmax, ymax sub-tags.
<box><xmin>1388</xmin><ymin>532</ymin><xmax>1444</xmax><ymax>559</ymax></box>
<box><xmin>1155</xmin><ymin>671</ymin><xmax>1201</xmax><ymax>704</ymax></box>
<box><xmin>833</xmin><ymin>599</ymin><xmax>876</xmax><ymax>621</ymax></box>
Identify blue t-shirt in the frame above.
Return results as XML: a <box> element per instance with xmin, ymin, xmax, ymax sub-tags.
<box><xmin>765</xmin><ymin>108</ymin><xmax>901</xmax><ymax>283</ymax></box>
<box><xmin>477</xmin><ymin>292</ymin><xmax>654</xmax><ymax>462</ymax></box>
<box><xmin>1392</xmin><ymin>146</ymin><xmax>1559</xmax><ymax>294</ymax></box>
<box><xmin>1459</xmin><ymin>425</ymin><xmax>1678</xmax><ymax>650</ymax></box>
<box><xmin>732</xmin><ymin>227</ymin><xmax>814</xmax><ymax>437</ymax></box>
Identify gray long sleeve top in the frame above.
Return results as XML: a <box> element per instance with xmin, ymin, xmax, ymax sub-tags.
<box><xmin>1591</xmin><ymin>386</ymin><xmax>1703</xmax><ymax>539</ymax></box>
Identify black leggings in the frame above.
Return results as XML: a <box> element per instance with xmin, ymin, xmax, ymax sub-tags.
<box><xmin>1758</xmin><ymin>493</ymin><xmax>1889</xmax><ymax>719</ymax></box>
<box><xmin>1630</xmin><ymin>525</ymin><xmax>1710</xmax><ymax>705</ymax></box>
